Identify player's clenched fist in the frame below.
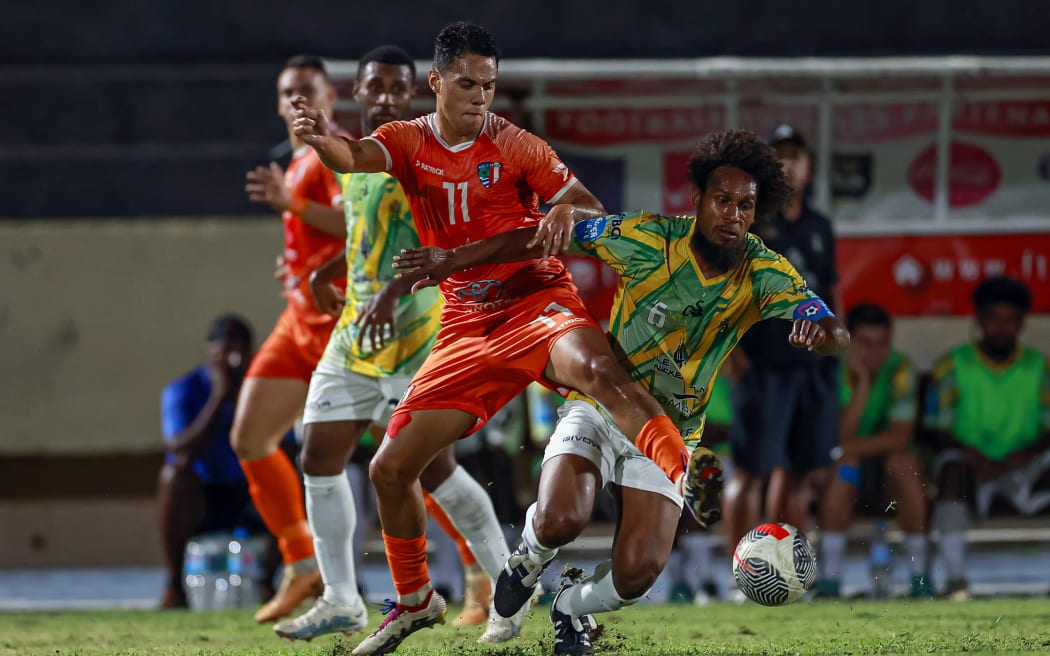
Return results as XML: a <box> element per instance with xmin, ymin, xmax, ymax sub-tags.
<box><xmin>527</xmin><ymin>205</ymin><xmax>577</xmax><ymax>258</ymax></box>
<box><xmin>788</xmin><ymin>318</ymin><xmax>829</xmax><ymax>351</ymax></box>
<box><xmin>291</xmin><ymin>96</ymin><xmax>331</xmax><ymax>146</ymax></box>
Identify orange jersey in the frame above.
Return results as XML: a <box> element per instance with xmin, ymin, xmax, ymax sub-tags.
<box><xmin>282</xmin><ymin>145</ymin><xmax>345</xmax><ymax>328</ymax></box>
<box><xmin>365</xmin><ymin>113</ymin><xmax>581</xmax><ymax>324</ymax></box>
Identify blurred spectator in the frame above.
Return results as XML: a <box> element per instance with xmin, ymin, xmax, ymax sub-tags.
<box><xmin>157</xmin><ymin>315</ymin><xmax>279</xmax><ymax>608</ymax></box>
<box><xmin>668</xmin><ymin>373</ymin><xmax>735</xmax><ymax>605</ymax></box>
<box><xmin>726</xmin><ymin>124</ymin><xmax>841</xmax><ymax>545</ymax></box>
<box><xmin>814</xmin><ymin>303</ymin><xmax>931</xmax><ymax>598</ymax></box>
<box><xmin>926</xmin><ymin>276</ymin><xmax>1050</xmax><ymax>600</ymax></box>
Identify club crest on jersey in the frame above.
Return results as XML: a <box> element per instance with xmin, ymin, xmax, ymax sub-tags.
<box><xmin>477</xmin><ymin>161</ymin><xmax>502</xmax><ymax>188</ymax></box>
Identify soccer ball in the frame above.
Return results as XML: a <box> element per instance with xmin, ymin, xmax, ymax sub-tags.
<box><xmin>732</xmin><ymin>522</ymin><xmax>816</xmax><ymax>606</ymax></box>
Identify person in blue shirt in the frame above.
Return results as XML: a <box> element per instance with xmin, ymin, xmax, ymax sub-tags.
<box><xmin>158</xmin><ymin>314</ymin><xmax>274</xmax><ymax>608</ymax></box>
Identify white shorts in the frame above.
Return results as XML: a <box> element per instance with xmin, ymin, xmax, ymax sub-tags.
<box><xmin>302</xmin><ymin>361</ymin><xmax>412</xmax><ymax>426</ymax></box>
<box><xmin>543</xmin><ymin>400</ymin><xmax>682</xmax><ymax>507</ymax></box>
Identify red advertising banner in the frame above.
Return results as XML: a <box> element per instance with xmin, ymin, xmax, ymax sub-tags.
<box><xmin>545</xmin><ymin>106</ymin><xmax>724</xmax><ymax>146</ymax></box>
<box><xmin>838</xmin><ymin>233</ymin><xmax>1050</xmax><ymax>316</ymax></box>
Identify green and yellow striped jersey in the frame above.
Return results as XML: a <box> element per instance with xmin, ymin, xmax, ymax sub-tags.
<box><xmin>320</xmin><ymin>171</ymin><xmax>441</xmax><ymax>377</ymax></box>
<box><xmin>566</xmin><ymin>211</ymin><xmax>825</xmax><ymax>448</ymax></box>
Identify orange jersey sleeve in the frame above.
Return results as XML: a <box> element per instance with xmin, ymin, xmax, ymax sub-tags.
<box><xmin>496</xmin><ymin>127</ymin><xmax>578</xmax><ymax>204</ymax></box>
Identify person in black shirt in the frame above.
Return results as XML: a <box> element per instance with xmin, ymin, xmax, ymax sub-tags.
<box><xmin>724</xmin><ymin>125</ymin><xmax>842</xmax><ymax>554</ymax></box>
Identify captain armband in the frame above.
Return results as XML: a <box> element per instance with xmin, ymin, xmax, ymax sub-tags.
<box><xmin>792</xmin><ymin>298</ymin><xmax>834</xmax><ymax>322</ymax></box>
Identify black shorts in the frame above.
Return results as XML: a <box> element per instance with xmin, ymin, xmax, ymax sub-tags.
<box><xmin>729</xmin><ymin>362</ymin><xmax>840</xmax><ymax>476</ymax></box>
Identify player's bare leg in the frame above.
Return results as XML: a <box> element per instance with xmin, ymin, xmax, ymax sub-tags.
<box><xmin>495</xmin><ymin>454</ymin><xmax>600</xmax><ymax>618</ymax></box>
<box><xmin>885</xmin><ymin>450</ymin><xmax>932</xmax><ymax>596</ymax></box>
<box><xmin>156</xmin><ymin>459</ymin><xmax>206</xmax><ymax>609</ymax></box>
<box><xmin>231</xmin><ymin>377</ymin><xmax>320</xmax><ymax>623</ymax></box>
<box><xmin>552</xmin><ymin>485</ymin><xmax>680</xmax><ymax>656</ymax></box>
<box><xmin>351</xmin><ymin>409</ymin><xmax>475</xmax><ymax>656</ymax></box>
<box><xmin>545</xmin><ymin>327</ymin><xmax>724</xmax><ymax>527</ymax></box>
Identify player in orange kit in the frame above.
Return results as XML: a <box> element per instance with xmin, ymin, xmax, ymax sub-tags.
<box><xmin>238</xmin><ymin>54</ymin><xmax>347</xmax><ymax>623</ymax></box>
<box><xmin>291</xmin><ymin>23</ymin><xmax>723</xmax><ymax>655</ymax></box>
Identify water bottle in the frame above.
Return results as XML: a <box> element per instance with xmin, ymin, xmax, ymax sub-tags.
<box><xmin>869</xmin><ymin>521</ymin><xmax>894</xmax><ymax>599</ymax></box>
<box><xmin>184</xmin><ymin>539</ymin><xmax>208</xmax><ymax>611</ymax></box>
<box><xmin>203</xmin><ymin>532</ymin><xmax>232</xmax><ymax>610</ymax></box>
<box><xmin>227</xmin><ymin>527</ymin><xmax>263</xmax><ymax>608</ymax></box>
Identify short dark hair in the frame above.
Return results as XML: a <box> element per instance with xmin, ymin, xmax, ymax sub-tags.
<box><xmin>846</xmin><ymin>303</ymin><xmax>892</xmax><ymax>333</ymax></box>
<box><xmin>433</xmin><ymin>21</ymin><xmax>500</xmax><ymax>72</ymax></box>
<box><xmin>687</xmin><ymin>130</ymin><xmax>793</xmax><ymax>221</ymax></box>
<box><xmin>282</xmin><ymin>54</ymin><xmax>329</xmax><ymax>81</ymax></box>
<box><xmin>207</xmin><ymin>314</ymin><xmax>253</xmax><ymax>346</ymax></box>
<box><xmin>973</xmin><ymin>275</ymin><xmax>1031</xmax><ymax>314</ymax></box>
<box><xmin>358</xmin><ymin>45</ymin><xmax>416</xmax><ymax>82</ymax></box>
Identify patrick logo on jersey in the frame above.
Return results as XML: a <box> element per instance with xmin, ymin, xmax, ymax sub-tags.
<box><xmin>477</xmin><ymin>161</ymin><xmax>502</xmax><ymax>188</ymax></box>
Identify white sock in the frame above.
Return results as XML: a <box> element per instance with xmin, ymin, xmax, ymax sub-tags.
<box><xmin>934</xmin><ymin>501</ymin><xmax>970</xmax><ymax>580</ymax></box>
<box><xmin>344</xmin><ymin>463</ymin><xmax>371</xmax><ymax>568</ymax></box>
<box><xmin>522</xmin><ymin>502</ymin><xmax>558</xmax><ymax>564</ymax></box>
<box><xmin>904</xmin><ymin>534</ymin><xmax>928</xmax><ymax>576</ymax></box>
<box><xmin>429</xmin><ymin>466</ymin><xmax>509</xmax><ymax>583</ymax></box>
<box><xmin>680</xmin><ymin>532</ymin><xmax>716</xmax><ymax>590</ymax></box>
<box><xmin>303</xmin><ymin>473</ymin><xmax>359</xmax><ymax>606</ymax></box>
<box><xmin>819</xmin><ymin>531</ymin><xmax>847</xmax><ymax>580</ymax></box>
<box><xmin>556</xmin><ymin>560</ymin><xmax>641</xmax><ymax>618</ymax></box>
<box><xmin>939</xmin><ymin>532</ymin><xmax>967</xmax><ymax>580</ymax></box>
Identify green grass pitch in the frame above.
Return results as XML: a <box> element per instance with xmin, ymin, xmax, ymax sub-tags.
<box><xmin>3</xmin><ymin>599</ymin><xmax>1049</xmax><ymax>655</ymax></box>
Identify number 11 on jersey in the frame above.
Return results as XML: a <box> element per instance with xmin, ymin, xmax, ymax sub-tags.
<box><xmin>443</xmin><ymin>181</ymin><xmax>471</xmax><ymax>225</ymax></box>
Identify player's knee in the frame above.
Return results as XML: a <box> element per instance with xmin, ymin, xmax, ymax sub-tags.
<box><xmin>612</xmin><ymin>548</ymin><xmax>664</xmax><ymax>599</ymax></box>
<box><xmin>533</xmin><ymin>504</ymin><xmax>587</xmax><ymax>548</ymax></box>
<box><xmin>575</xmin><ymin>352</ymin><xmax>629</xmax><ymax>396</ymax></box>
<box><xmin>368</xmin><ymin>450</ymin><xmax>412</xmax><ymax>492</ymax></box>
<box><xmin>884</xmin><ymin>450</ymin><xmax>919</xmax><ymax>479</ymax></box>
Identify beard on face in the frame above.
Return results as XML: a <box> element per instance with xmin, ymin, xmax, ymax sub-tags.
<box><xmin>691</xmin><ymin>229</ymin><xmax>745</xmax><ymax>272</ymax></box>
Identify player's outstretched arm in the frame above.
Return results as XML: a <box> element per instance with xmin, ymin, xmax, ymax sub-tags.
<box><xmin>788</xmin><ymin>316</ymin><xmax>850</xmax><ymax>357</ymax></box>
<box><xmin>392</xmin><ymin>182</ymin><xmax>607</xmax><ymax>288</ymax></box>
<box><xmin>290</xmin><ymin>96</ymin><xmax>387</xmax><ymax>173</ymax></box>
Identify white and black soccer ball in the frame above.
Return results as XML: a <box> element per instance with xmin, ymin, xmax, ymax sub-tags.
<box><xmin>732</xmin><ymin>522</ymin><xmax>816</xmax><ymax>606</ymax></box>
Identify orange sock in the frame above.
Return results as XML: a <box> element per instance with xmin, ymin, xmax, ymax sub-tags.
<box><xmin>423</xmin><ymin>490</ymin><xmax>477</xmax><ymax>566</ymax></box>
<box><xmin>634</xmin><ymin>415</ymin><xmax>688</xmax><ymax>481</ymax></box>
<box><xmin>383</xmin><ymin>531</ymin><xmax>431</xmax><ymax>597</ymax></box>
<box><xmin>240</xmin><ymin>451</ymin><xmax>313</xmax><ymax>565</ymax></box>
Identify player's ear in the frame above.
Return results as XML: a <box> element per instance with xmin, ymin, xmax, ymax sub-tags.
<box><xmin>428</xmin><ymin>69</ymin><xmax>441</xmax><ymax>95</ymax></box>
<box><xmin>690</xmin><ymin>183</ymin><xmax>703</xmax><ymax>210</ymax></box>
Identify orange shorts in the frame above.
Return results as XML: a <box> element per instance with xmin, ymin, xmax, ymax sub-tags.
<box><xmin>246</xmin><ymin>306</ymin><xmax>335</xmax><ymax>382</ymax></box>
<box><xmin>391</xmin><ymin>287</ymin><xmax>600</xmax><ymax>433</ymax></box>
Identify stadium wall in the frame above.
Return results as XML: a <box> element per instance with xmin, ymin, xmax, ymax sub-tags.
<box><xmin>2</xmin><ymin>218</ymin><xmax>1050</xmax><ymax>459</ymax></box>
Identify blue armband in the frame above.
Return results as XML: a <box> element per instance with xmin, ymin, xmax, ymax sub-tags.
<box><xmin>837</xmin><ymin>463</ymin><xmax>861</xmax><ymax>486</ymax></box>
<box><xmin>793</xmin><ymin>298</ymin><xmax>834</xmax><ymax>321</ymax></box>
<box><xmin>574</xmin><ymin>216</ymin><xmax>608</xmax><ymax>243</ymax></box>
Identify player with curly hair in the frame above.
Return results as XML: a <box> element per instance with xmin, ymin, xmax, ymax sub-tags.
<box><xmin>394</xmin><ymin>129</ymin><xmax>850</xmax><ymax>655</ymax></box>
<box><xmin>291</xmin><ymin>22</ymin><xmax>725</xmax><ymax>655</ymax></box>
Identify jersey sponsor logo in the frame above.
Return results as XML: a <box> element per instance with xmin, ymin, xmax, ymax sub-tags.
<box><xmin>653</xmin><ymin>357</ymin><xmax>684</xmax><ymax>379</ymax></box>
<box><xmin>561</xmin><ymin>434</ymin><xmax>600</xmax><ymax>451</ymax></box>
<box><xmin>456</xmin><ymin>279</ymin><xmax>504</xmax><ymax>304</ymax></box>
<box><xmin>793</xmin><ymin>298</ymin><xmax>833</xmax><ymax>321</ymax></box>
<box><xmin>673</xmin><ymin>342</ymin><xmax>688</xmax><ymax>368</ymax></box>
<box><xmin>477</xmin><ymin>161</ymin><xmax>502</xmax><ymax>188</ymax></box>
<box><xmin>609</xmin><ymin>215</ymin><xmax>624</xmax><ymax>239</ymax></box>
<box><xmin>683</xmin><ymin>302</ymin><xmax>704</xmax><ymax>317</ymax></box>
<box><xmin>414</xmin><ymin>160</ymin><xmax>446</xmax><ymax>176</ymax></box>
<box><xmin>574</xmin><ymin>216</ymin><xmax>607</xmax><ymax>243</ymax></box>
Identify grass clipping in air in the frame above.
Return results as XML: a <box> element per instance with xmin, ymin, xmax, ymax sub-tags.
<box><xmin>2</xmin><ymin>598</ymin><xmax>1049</xmax><ymax>655</ymax></box>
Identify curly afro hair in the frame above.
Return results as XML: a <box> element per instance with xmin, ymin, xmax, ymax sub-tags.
<box><xmin>687</xmin><ymin>129</ymin><xmax>793</xmax><ymax>221</ymax></box>
<box><xmin>973</xmin><ymin>275</ymin><xmax>1031</xmax><ymax>313</ymax></box>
